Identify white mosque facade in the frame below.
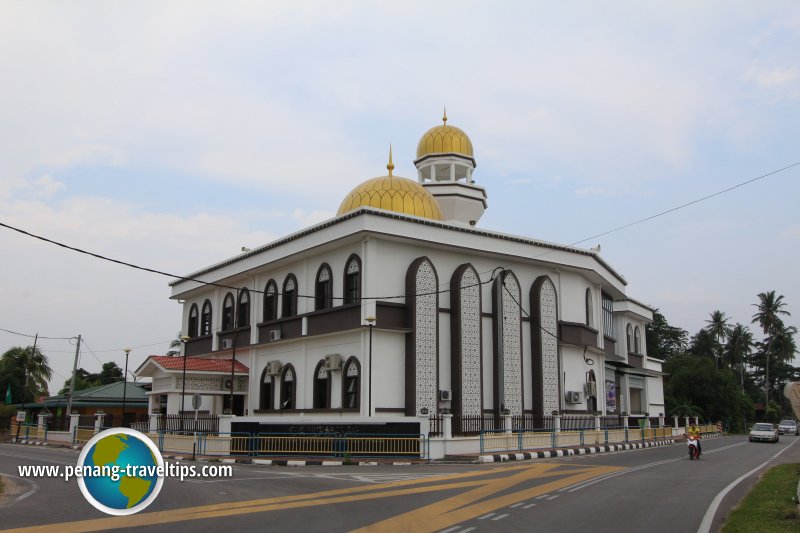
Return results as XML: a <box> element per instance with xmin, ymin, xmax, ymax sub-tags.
<box><xmin>137</xmin><ymin>114</ymin><xmax>665</xmax><ymax>447</ymax></box>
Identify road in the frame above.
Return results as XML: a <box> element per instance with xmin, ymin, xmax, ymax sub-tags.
<box><xmin>1</xmin><ymin>435</ymin><xmax>799</xmax><ymax>532</ymax></box>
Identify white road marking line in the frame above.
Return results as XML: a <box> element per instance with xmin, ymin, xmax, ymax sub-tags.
<box><xmin>535</xmin><ymin>494</ymin><xmax>550</xmax><ymax>500</ymax></box>
<box><xmin>438</xmin><ymin>526</ymin><xmax>462</xmax><ymax>533</ymax></box>
<box><xmin>546</xmin><ymin>495</ymin><xmax>559</xmax><ymax>501</ymax></box>
<box><xmin>523</xmin><ymin>503</ymin><xmax>537</xmax><ymax>509</ymax></box>
<box><xmin>461</xmin><ymin>528</ymin><xmax>476</xmax><ymax>533</ymax></box>
<box><xmin>478</xmin><ymin>513</ymin><xmax>496</xmax><ymax>520</ymax></box>
<box><xmin>0</xmin><ymin>473</ymin><xmax>39</xmax><ymax>507</ymax></box>
<box><xmin>697</xmin><ymin>438</ymin><xmax>798</xmax><ymax>533</ymax></box>
<box><xmin>510</xmin><ymin>502</ymin><xmax>526</xmax><ymax>508</ymax></box>
<box><xmin>492</xmin><ymin>514</ymin><xmax>509</xmax><ymax>521</ymax></box>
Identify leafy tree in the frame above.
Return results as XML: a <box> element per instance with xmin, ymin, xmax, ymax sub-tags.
<box><xmin>706</xmin><ymin>310</ymin><xmax>730</xmax><ymax>369</ymax></box>
<box><xmin>96</xmin><ymin>362</ymin><xmax>123</xmax><ymax>385</ymax></box>
<box><xmin>751</xmin><ymin>291</ymin><xmax>791</xmax><ymax>403</ymax></box>
<box><xmin>689</xmin><ymin>329</ymin><xmax>719</xmax><ymax>360</ymax></box>
<box><xmin>645</xmin><ymin>309</ymin><xmax>688</xmax><ymax>361</ymax></box>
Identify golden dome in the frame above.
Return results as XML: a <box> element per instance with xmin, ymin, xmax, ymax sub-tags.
<box><xmin>337</xmin><ymin>152</ymin><xmax>444</xmax><ymax>220</ymax></box>
<box><xmin>416</xmin><ymin>109</ymin><xmax>474</xmax><ymax>159</ymax></box>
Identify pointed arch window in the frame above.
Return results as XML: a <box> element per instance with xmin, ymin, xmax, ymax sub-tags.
<box><xmin>280</xmin><ymin>364</ymin><xmax>296</xmax><ymax>410</ymax></box>
<box><xmin>201</xmin><ymin>300</ymin><xmax>212</xmax><ymax>336</ymax></box>
<box><xmin>263</xmin><ymin>280</ymin><xmax>278</xmax><ymax>321</ymax></box>
<box><xmin>222</xmin><ymin>293</ymin><xmax>235</xmax><ymax>331</ymax></box>
<box><xmin>313</xmin><ymin>360</ymin><xmax>330</xmax><ymax>409</ymax></box>
<box><xmin>188</xmin><ymin>304</ymin><xmax>199</xmax><ymax>338</ymax></box>
<box><xmin>344</xmin><ymin>255</ymin><xmax>362</xmax><ymax>305</ymax></box>
<box><xmin>585</xmin><ymin>289</ymin><xmax>594</xmax><ymax>329</ymax></box>
<box><xmin>342</xmin><ymin>357</ymin><xmax>360</xmax><ymax>409</ymax></box>
<box><xmin>237</xmin><ymin>289</ymin><xmax>250</xmax><ymax>328</ymax></box>
<box><xmin>315</xmin><ymin>264</ymin><xmax>333</xmax><ymax>311</ymax></box>
<box><xmin>626</xmin><ymin>324</ymin><xmax>634</xmax><ymax>354</ymax></box>
<box><xmin>634</xmin><ymin>326</ymin><xmax>641</xmax><ymax>355</ymax></box>
<box><xmin>282</xmin><ymin>275</ymin><xmax>298</xmax><ymax>317</ymax></box>
<box><xmin>259</xmin><ymin>368</ymin><xmax>274</xmax><ymax>410</ymax></box>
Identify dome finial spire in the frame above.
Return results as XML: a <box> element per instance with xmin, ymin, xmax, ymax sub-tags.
<box><xmin>442</xmin><ymin>105</ymin><xmax>447</xmax><ymax>125</ymax></box>
<box><xmin>387</xmin><ymin>143</ymin><xmax>394</xmax><ymax>176</ymax></box>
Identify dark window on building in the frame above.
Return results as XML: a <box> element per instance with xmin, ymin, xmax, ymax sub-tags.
<box><xmin>201</xmin><ymin>300</ymin><xmax>212</xmax><ymax>336</ymax></box>
<box><xmin>188</xmin><ymin>304</ymin><xmax>199</xmax><ymax>338</ymax></box>
<box><xmin>344</xmin><ymin>255</ymin><xmax>361</xmax><ymax>305</ymax></box>
<box><xmin>626</xmin><ymin>324</ymin><xmax>633</xmax><ymax>354</ymax></box>
<box><xmin>315</xmin><ymin>264</ymin><xmax>333</xmax><ymax>311</ymax></box>
<box><xmin>280</xmin><ymin>364</ymin><xmax>296</xmax><ymax>409</ymax></box>
<box><xmin>237</xmin><ymin>289</ymin><xmax>250</xmax><ymax>328</ymax></box>
<box><xmin>634</xmin><ymin>326</ymin><xmax>641</xmax><ymax>355</ymax></box>
<box><xmin>282</xmin><ymin>275</ymin><xmax>297</xmax><ymax>318</ymax></box>
<box><xmin>222</xmin><ymin>293</ymin><xmax>234</xmax><ymax>331</ymax></box>
<box><xmin>342</xmin><ymin>357</ymin><xmax>360</xmax><ymax>409</ymax></box>
<box><xmin>260</xmin><ymin>369</ymin><xmax>273</xmax><ymax>410</ymax></box>
<box><xmin>263</xmin><ymin>280</ymin><xmax>278</xmax><ymax>321</ymax></box>
<box><xmin>601</xmin><ymin>292</ymin><xmax>614</xmax><ymax>339</ymax></box>
<box><xmin>585</xmin><ymin>288</ymin><xmax>594</xmax><ymax>328</ymax></box>
<box><xmin>313</xmin><ymin>360</ymin><xmax>330</xmax><ymax>409</ymax></box>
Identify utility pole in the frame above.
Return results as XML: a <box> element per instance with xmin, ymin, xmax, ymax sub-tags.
<box><xmin>66</xmin><ymin>335</ymin><xmax>81</xmax><ymax>417</ymax></box>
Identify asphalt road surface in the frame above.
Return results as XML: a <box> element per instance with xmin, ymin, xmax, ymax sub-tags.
<box><xmin>1</xmin><ymin>434</ymin><xmax>799</xmax><ymax>532</ymax></box>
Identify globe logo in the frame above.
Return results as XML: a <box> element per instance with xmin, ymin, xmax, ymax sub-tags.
<box><xmin>76</xmin><ymin>427</ymin><xmax>165</xmax><ymax>516</ymax></box>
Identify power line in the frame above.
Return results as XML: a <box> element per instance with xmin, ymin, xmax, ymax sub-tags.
<box><xmin>0</xmin><ymin>327</ymin><xmax>75</xmax><ymax>340</ymax></box>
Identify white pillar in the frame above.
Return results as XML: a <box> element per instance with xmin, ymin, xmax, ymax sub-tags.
<box><xmin>553</xmin><ymin>412</ymin><xmax>562</xmax><ymax>433</ymax></box>
<box><xmin>503</xmin><ymin>414</ymin><xmax>513</xmax><ymax>434</ymax></box>
<box><xmin>450</xmin><ymin>163</ymin><xmax>455</xmax><ymax>181</ymax></box>
<box><xmin>442</xmin><ymin>413</ymin><xmax>453</xmax><ymax>439</ymax></box>
<box><xmin>417</xmin><ymin>413</ymin><xmax>430</xmax><ymax>437</ymax></box>
<box><xmin>69</xmin><ymin>413</ymin><xmax>81</xmax><ymax>435</ymax></box>
<box><xmin>94</xmin><ymin>412</ymin><xmax>106</xmax><ymax>432</ymax></box>
<box><xmin>594</xmin><ymin>414</ymin><xmax>601</xmax><ymax>431</ymax></box>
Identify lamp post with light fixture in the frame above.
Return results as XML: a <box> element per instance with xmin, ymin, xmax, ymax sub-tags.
<box><xmin>121</xmin><ymin>348</ymin><xmax>131</xmax><ymax>427</ymax></box>
<box><xmin>365</xmin><ymin>315</ymin><xmax>376</xmax><ymax>417</ymax></box>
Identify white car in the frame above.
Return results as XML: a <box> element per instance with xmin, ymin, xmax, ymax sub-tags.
<box><xmin>749</xmin><ymin>423</ymin><xmax>779</xmax><ymax>443</ymax></box>
<box><xmin>777</xmin><ymin>420</ymin><xmax>798</xmax><ymax>436</ymax></box>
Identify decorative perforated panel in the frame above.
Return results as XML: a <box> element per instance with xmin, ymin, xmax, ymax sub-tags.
<box><xmin>500</xmin><ymin>273</ymin><xmax>523</xmax><ymax>415</ymax></box>
<box><xmin>415</xmin><ymin>259</ymin><xmax>438</xmax><ymax>415</ymax></box>
<box><xmin>458</xmin><ymin>266</ymin><xmax>482</xmax><ymax>416</ymax></box>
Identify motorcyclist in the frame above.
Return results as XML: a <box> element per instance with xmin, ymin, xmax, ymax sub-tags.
<box><xmin>688</xmin><ymin>423</ymin><xmax>702</xmax><ymax>456</ymax></box>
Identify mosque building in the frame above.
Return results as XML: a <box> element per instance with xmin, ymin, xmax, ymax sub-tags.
<box><xmin>136</xmin><ymin>112</ymin><xmax>665</xmax><ymax>448</ymax></box>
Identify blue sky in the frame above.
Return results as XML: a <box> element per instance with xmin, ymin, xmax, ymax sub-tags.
<box><xmin>1</xmin><ymin>1</ymin><xmax>798</xmax><ymax>392</ymax></box>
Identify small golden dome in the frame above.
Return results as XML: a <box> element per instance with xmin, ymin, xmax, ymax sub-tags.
<box><xmin>337</xmin><ymin>175</ymin><xmax>444</xmax><ymax>221</ymax></box>
<box><xmin>416</xmin><ymin>109</ymin><xmax>474</xmax><ymax>159</ymax></box>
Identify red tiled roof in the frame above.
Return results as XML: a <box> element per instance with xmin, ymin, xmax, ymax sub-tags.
<box><xmin>149</xmin><ymin>355</ymin><xmax>248</xmax><ymax>373</ymax></box>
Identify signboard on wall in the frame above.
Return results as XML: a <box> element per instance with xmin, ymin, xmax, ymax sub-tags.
<box><xmin>605</xmin><ymin>380</ymin><xmax>616</xmax><ymax>411</ymax></box>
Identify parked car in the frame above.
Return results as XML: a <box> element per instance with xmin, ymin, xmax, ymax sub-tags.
<box><xmin>777</xmin><ymin>420</ymin><xmax>798</xmax><ymax>436</ymax></box>
<box><xmin>749</xmin><ymin>423</ymin><xmax>779</xmax><ymax>443</ymax></box>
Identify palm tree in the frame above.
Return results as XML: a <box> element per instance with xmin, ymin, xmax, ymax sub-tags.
<box><xmin>2</xmin><ymin>346</ymin><xmax>53</xmax><ymax>402</ymax></box>
<box><xmin>751</xmin><ymin>291</ymin><xmax>791</xmax><ymax>403</ymax></box>
<box><xmin>724</xmin><ymin>324</ymin><xmax>753</xmax><ymax>391</ymax></box>
<box><xmin>706</xmin><ymin>310</ymin><xmax>730</xmax><ymax>370</ymax></box>
<box><xmin>767</xmin><ymin>322</ymin><xmax>798</xmax><ymax>364</ymax></box>
<box><xmin>166</xmin><ymin>332</ymin><xmax>183</xmax><ymax>357</ymax></box>
<box><xmin>689</xmin><ymin>329</ymin><xmax>719</xmax><ymax>360</ymax></box>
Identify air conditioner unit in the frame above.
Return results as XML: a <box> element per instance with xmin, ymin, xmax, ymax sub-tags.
<box><xmin>584</xmin><ymin>382</ymin><xmax>597</xmax><ymax>397</ymax></box>
<box><xmin>221</xmin><ymin>338</ymin><xmax>233</xmax><ymax>349</ymax></box>
<box><xmin>324</xmin><ymin>354</ymin><xmax>342</xmax><ymax>372</ymax></box>
<box><xmin>266</xmin><ymin>360</ymin><xmax>282</xmax><ymax>376</ymax></box>
<box><xmin>439</xmin><ymin>390</ymin><xmax>451</xmax><ymax>401</ymax></box>
<box><xmin>223</xmin><ymin>378</ymin><xmax>233</xmax><ymax>390</ymax></box>
<box><xmin>268</xmin><ymin>329</ymin><xmax>282</xmax><ymax>342</ymax></box>
<box><xmin>566</xmin><ymin>391</ymin><xmax>582</xmax><ymax>404</ymax></box>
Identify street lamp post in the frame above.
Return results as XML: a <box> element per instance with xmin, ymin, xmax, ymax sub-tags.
<box><xmin>365</xmin><ymin>315</ymin><xmax>376</xmax><ymax>417</ymax></box>
<box><xmin>180</xmin><ymin>336</ymin><xmax>191</xmax><ymax>432</ymax></box>
<box><xmin>122</xmin><ymin>348</ymin><xmax>131</xmax><ymax>427</ymax></box>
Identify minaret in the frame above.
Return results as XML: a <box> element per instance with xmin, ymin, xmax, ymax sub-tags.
<box><xmin>414</xmin><ymin>108</ymin><xmax>487</xmax><ymax>226</ymax></box>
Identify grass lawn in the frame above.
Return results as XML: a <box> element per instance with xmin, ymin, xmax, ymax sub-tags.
<box><xmin>722</xmin><ymin>463</ymin><xmax>800</xmax><ymax>533</ymax></box>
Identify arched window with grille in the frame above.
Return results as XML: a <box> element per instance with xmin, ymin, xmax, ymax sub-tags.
<box><xmin>263</xmin><ymin>280</ymin><xmax>278</xmax><ymax>321</ymax></box>
<box><xmin>282</xmin><ymin>275</ymin><xmax>298</xmax><ymax>317</ymax></box>
<box><xmin>237</xmin><ymin>289</ymin><xmax>250</xmax><ymax>328</ymax></box>
<box><xmin>187</xmin><ymin>304</ymin><xmax>199</xmax><ymax>338</ymax></box>
<box><xmin>280</xmin><ymin>364</ymin><xmax>296</xmax><ymax>410</ymax></box>
<box><xmin>222</xmin><ymin>293</ymin><xmax>235</xmax><ymax>331</ymax></box>
<box><xmin>313</xmin><ymin>360</ymin><xmax>330</xmax><ymax>409</ymax></box>
<box><xmin>626</xmin><ymin>324</ymin><xmax>634</xmax><ymax>354</ymax></box>
<box><xmin>634</xmin><ymin>326</ymin><xmax>641</xmax><ymax>355</ymax></box>
<box><xmin>259</xmin><ymin>367</ymin><xmax>273</xmax><ymax>410</ymax></box>
<box><xmin>315</xmin><ymin>264</ymin><xmax>333</xmax><ymax>311</ymax></box>
<box><xmin>343</xmin><ymin>254</ymin><xmax>361</xmax><ymax>305</ymax></box>
<box><xmin>342</xmin><ymin>357</ymin><xmax>360</xmax><ymax>410</ymax></box>
<box><xmin>201</xmin><ymin>300</ymin><xmax>212</xmax><ymax>336</ymax></box>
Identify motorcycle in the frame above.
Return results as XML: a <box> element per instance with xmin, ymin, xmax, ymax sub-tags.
<box><xmin>687</xmin><ymin>436</ymin><xmax>701</xmax><ymax>460</ymax></box>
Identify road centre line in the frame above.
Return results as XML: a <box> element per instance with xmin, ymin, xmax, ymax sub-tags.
<box><xmin>478</xmin><ymin>513</ymin><xmax>495</xmax><ymax>520</ymax></box>
<box><xmin>491</xmin><ymin>514</ymin><xmax>509</xmax><ymax>521</ymax></box>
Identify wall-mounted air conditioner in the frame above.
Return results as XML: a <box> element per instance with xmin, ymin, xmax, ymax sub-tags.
<box><xmin>266</xmin><ymin>360</ymin><xmax>282</xmax><ymax>375</ymax></box>
<box><xmin>566</xmin><ymin>391</ymin><xmax>582</xmax><ymax>404</ymax></box>
<box><xmin>221</xmin><ymin>338</ymin><xmax>233</xmax><ymax>349</ymax></box>
<box><xmin>268</xmin><ymin>329</ymin><xmax>281</xmax><ymax>342</ymax></box>
<box><xmin>324</xmin><ymin>354</ymin><xmax>342</xmax><ymax>371</ymax></box>
<box><xmin>439</xmin><ymin>390</ymin><xmax>451</xmax><ymax>401</ymax></box>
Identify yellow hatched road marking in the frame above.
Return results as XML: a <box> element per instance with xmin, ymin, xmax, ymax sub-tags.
<box><xmin>3</xmin><ymin>463</ymin><xmax>622</xmax><ymax>532</ymax></box>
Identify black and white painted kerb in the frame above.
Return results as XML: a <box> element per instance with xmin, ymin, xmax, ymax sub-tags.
<box><xmin>480</xmin><ymin>438</ymin><xmax>683</xmax><ymax>463</ymax></box>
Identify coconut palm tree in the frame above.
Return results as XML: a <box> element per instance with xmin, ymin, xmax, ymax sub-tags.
<box><xmin>724</xmin><ymin>324</ymin><xmax>753</xmax><ymax>391</ymax></box>
<box><xmin>751</xmin><ymin>291</ymin><xmax>791</xmax><ymax>403</ymax></box>
<box><xmin>689</xmin><ymin>329</ymin><xmax>719</xmax><ymax>360</ymax></box>
<box><xmin>706</xmin><ymin>310</ymin><xmax>730</xmax><ymax>370</ymax></box>
<box><xmin>1</xmin><ymin>346</ymin><xmax>53</xmax><ymax>402</ymax></box>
